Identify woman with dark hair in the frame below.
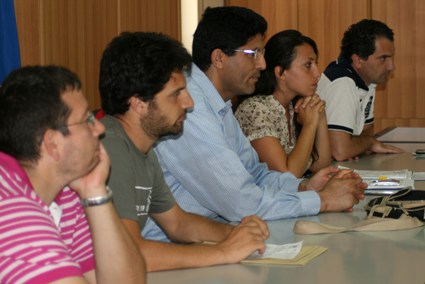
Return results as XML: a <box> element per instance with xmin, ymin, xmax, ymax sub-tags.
<box><xmin>235</xmin><ymin>30</ymin><xmax>331</xmax><ymax>178</ymax></box>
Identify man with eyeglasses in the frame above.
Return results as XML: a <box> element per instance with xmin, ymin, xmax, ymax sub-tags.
<box><xmin>143</xmin><ymin>6</ymin><xmax>367</xmax><ymax>242</ymax></box>
<box><xmin>0</xmin><ymin>66</ymin><xmax>145</xmax><ymax>283</ymax></box>
<box><xmin>233</xmin><ymin>48</ymin><xmax>266</xmax><ymax>60</ymax></box>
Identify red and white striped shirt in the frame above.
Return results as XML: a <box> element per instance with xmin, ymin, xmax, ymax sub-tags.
<box><xmin>0</xmin><ymin>152</ymin><xmax>95</xmax><ymax>283</ymax></box>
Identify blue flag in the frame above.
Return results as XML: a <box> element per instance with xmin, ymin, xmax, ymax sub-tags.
<box><xmin>0</xmin><ymin>0</ymin><xmax>21</xmax><ymax>84</ymax></box>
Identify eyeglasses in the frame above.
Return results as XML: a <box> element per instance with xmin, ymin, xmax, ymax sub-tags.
<box><xmin>63</xmin><ymin>112</ymin><xmax>96</xmax><ymax>128</ymax></box>
<box><xmin>233</xmin><ymin>48</ymin><xmax>265</xmax><ymax>60</ymax></box>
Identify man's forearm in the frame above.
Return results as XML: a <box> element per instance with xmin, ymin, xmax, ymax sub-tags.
<box><xmin>140</xmin><ymin>216</ymin><xmax>267</xmax><ymax>272</ymax></box>
<box><xmin>140</xmin><ymin>238</ymin><xmax>233</xmax><ymax>271</ymax></box>
<box><xmin>85</xmin><ymin>202</ymin><xmax>146</xmax><ymax>284</ymax></box>
<box><xmin>330</xmin><ymin>132</ymin><xmax>376</xmax><ymax>161</ymax></box>
<box><xmin>347</xmin><ymin>134</ymin><xmax>375</xmax><ymax>154</ymax></box>
<box><xmin>167</xmin><ymin>211</ymin><xmax>233</xmax><ymax>243</ymax></box>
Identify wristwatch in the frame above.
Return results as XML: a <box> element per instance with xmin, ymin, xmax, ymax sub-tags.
<box><xmin>80</xmin><ymin>186</ymin><xmax>113</xmax><ymax>207</ymax></box>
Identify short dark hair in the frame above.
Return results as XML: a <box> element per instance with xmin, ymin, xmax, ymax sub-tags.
<box><xmin>341</xmin><ymin>19</ymin><xmax>394</xmax><ymax>63</ymax></box>
<box><xmin>192</xmin><ymin>6</ymin><xmax>268</xmax><ymax>71</ymax></box>
<box><xmin>254</xmin><ymin>29</ymin><xmax>318</xmax><ymax>96</ymax></box>
<box><xmin>0</xmin><ymin>65</ymin><xmax>81</xmax><ymax>162</ymax></box>
<box><xmin>99</xmin><ymin>32</ymin><xmax>192</xmax><ymax>115</ymax></box>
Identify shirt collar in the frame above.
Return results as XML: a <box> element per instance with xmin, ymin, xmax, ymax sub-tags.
<box><xmin>189</xmin><ymin>63</ymin><xmax>232</xmax><ymax>117</ymax></box>
<box><xmin>336</xmin><ymin>54</ymin><xmax>369</xmax><ymax>91</ymax></box>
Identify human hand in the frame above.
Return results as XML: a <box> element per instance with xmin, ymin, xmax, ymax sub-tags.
<box><xmin>303</xmin><ymin>166</ymin><xmax>340</xmax><ymax>191</ymax></box>
<box><xmin>294</xmin><ymin>94</ymin><xmax>322</xmax><ymax>110</ymax></box>
<box><xmin>314</xmin><ymin>94</ymin><xmax>327</xmax><ymax>120</ymax></box>
<box><xmin>294</xmin><ymin>95</ymin><xmax>324</xmax><ymax>126</ymax></box>
<box><xmin>68</xmin><ymin>143</ymin><xmax>111</xmax><ymax>199</ymax></box>
<box><xmin>240</xmin><ymin>215</ymin><xmax>270</xmax><ymax>239</ymax></box>
<box><xmin>216</xmin><ymin>215</ymin><xmax>268</xmax><ymax>263</ymax></box>
<box><xmin>317</xmin><ymin>173</ymin><xmax>367</xmax><ymax>212</ymax></box>
<box><xmin>369</xmin><ymin>140</ymin><xmax>404</xmax><ymax>154</ymax></box>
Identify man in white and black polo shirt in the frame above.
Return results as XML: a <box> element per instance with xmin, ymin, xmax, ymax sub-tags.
<box><xmin>318</xmin><ymin>19</ymin><xmax>403</xmax><ymax>161</ymax></box>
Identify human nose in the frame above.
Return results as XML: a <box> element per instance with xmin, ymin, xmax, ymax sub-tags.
<box><xmin>180</xmin><ymin>90</ymin><xmax>194</xmax><ymax>110</ymax></box>
<box><xmin>386</xmin><ymin>58</ymin><xmax>395</xmax><ymax>71</ymax></box>
<box><xmin>92</xmin><ymin>118</ymin><xmax>105</xmax><ymax>137</ymax></box>
<box><xmin>255</xmin><ymin>54</ymin><xmax>266</xmax><ymax>70</ymax></box>
<box><xmin>313</xmin><ymin>64</ymin><xmax>320</xmax><ymax>79</ymax></box>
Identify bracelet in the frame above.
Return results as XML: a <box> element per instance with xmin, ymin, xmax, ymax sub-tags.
<box><xmin>80</xmin><ymin>186</ymin><xmax>113</xmax><ymax>207</ymax></box>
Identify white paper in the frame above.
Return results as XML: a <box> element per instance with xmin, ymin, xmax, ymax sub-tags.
<box><xmin>247</xmin><ymin>241</ymin><xmax>303</xmax><ymax>260</ymax></box>
<box><xmin>413</xmin><ymin>172</ymin><xmax>425</xmax><ymax>181</ymax></box>
<box><xmin>337</xmin><ymin>166</ymin><xmax>416</xmax><ymax>194</ymax></box>
<box><xmin>365</xmin><ymin>178</ymin><xmax>414</xmax><ymax>189</ymax></box>
<box><xmin>351</xmin><ymin>169</ymin><xmax>412</xmax><ymax>180</ymax></box>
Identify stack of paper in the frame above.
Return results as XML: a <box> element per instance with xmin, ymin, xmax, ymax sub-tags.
<box><xmin>242</xmin><ymin>241</ymin><xmax>327</xmax><ymax>266</ymax></box>
<box><xmin>413</xmin><ymin>172</ymin><xmax>425</xmax><ymax>181</ymax></box>
<box><xmin>352</xmin><ymin>169</ymin><xmax>412</xmax><ymax>180</ymax></box>
<box><xmin>339</xmin><ymin>167</ymin><xmax>415</xmax><ymax>195</ymax></box>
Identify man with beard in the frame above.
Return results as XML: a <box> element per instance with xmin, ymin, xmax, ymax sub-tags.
<box><xmin>99</xmin><ymin>32</ymin><xmax>269</xmax><ymax>272</ymax></box>
<box><xmin>317</xmin><ymin>19</ymin><xmax>403</xmax><ymax>161</ymax></box>
<box><xmin>0</xmin><ymin>66</ymin><xmax>145</xmax><ymax>283</ymax></box>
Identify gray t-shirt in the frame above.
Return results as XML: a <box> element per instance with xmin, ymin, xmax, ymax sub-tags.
<box><xmin>101</xmin><ymin>115</ymin><xmax>175</xmax><ymax>229</ymax></box>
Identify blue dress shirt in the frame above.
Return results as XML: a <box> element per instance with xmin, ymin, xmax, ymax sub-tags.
<box><xmin>142</xmin><ymin>64</ymin><xmax>320</xmax><ymax>241</ymax></box>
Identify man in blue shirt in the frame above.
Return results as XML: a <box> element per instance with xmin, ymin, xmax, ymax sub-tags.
<box><xmin>144</xmin><ymin>6</ymin><xmax>366</xmax><ymax>241</ymax></box>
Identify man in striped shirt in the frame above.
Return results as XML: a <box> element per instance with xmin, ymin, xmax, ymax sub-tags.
<box><xmin>0</xmin><ymin>66</ymin><xmax>145</xmax><ymax>284</ymax></box>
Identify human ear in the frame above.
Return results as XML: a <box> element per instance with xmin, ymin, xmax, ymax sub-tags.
<box><xmin>129</xmin><ymin>96</ymin><xmax>148</xmax><ymax>115</ymax></box>
<box><xmin>274</xmin><ymin>66</ymin><xmax>286</xmax><ymax>80</ymax></box>
<box><xmin>210</xmin><ymin>48</ymin><xmax>226</xmax><ymax>69</ymax></box>
<box><xmin>42</xmin><ymin>129</ymin><xmax>61</xmax><ymax>161</ymax></box>
<box><xmin>351</xmin><ymin>54</ymin><xmax>363</xmax><ymax>69</ymax></box>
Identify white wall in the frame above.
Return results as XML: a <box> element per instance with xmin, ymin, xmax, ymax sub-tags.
<box><xmin>181</xmin><ymin>0</ymin><xmax>224</xmax><ymax>54</ymax></box>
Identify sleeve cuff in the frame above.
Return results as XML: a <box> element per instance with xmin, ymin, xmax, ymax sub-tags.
<box><xmin>298</xmin><ymin>190</ymin><xmax>321</xmax><ymax>215</ymax></box>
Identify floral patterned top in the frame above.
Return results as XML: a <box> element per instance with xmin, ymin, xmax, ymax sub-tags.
<box><xmin>235</xmin><ymin>94</ymin><xmax>312</xmax><ymax>171</ymax></box>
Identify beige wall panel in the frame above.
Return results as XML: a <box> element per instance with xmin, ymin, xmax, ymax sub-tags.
<box><xmin>39</xmin><ymin>0</ymin><xmax>120</xmax><ymax>109</ymax></box>
<box><xmin>376</xmin><ymin>118</ymin><xmax>425</xmax><ymax>131</ymax></box>
<box><xmin>120</xmin><ymin>0</ymin><xmax>181</xmax><ymax>39</ymax></box>
<box><xmin>372</xmin><ymin>0</ymin><xmax>425</xmax><ymax>132</ymax></box>
<box><xmin>297</xmin><ymin>0</ymin><xmax>369</xmax><ymax>71</ymax></box>
<box><xmin>415</xmin><ymin>0</ymin><xmax>425</xmax><ymax>119</ymax></box>
<box><xmin>12</xmin><ymin>0</ymin><xmax>425</xmax><ymax>127</ymax></box>
<box><xmin>82</xmin><ymin>0</ymin><xmax>120</xmax><ymax>108</ymax></box>
<box><xmin>226</xmin><ymin>0</ymin><xmax>298</xmax><ymax>40</ymax></box>
<box><xmin>14</xmin><ymin>0</ymin><xmax>181</xmax><ymax>110</ymax></box>
<box><xmin>225</xmin><ymin>0</ymin><xmax>369</xmax><ymax>86</ymax></box>
<box><xmin>15</xmin><ymin>0</ymin><xmax>42</xmax><ymax>65</ymax></box>
<box><xmin>200</xmin><ymin>0</ymin><xmax>224</xmax><ymax>13</ymax></box>
<box><xmin>258</xmin><ymin>0</ymin><xmax>298</xmax><ymax>39</ymax></box>
<box><xmin>225</xmin><ymin>0</ymin><xmax>263</xmax><ymax>13</ymax></box>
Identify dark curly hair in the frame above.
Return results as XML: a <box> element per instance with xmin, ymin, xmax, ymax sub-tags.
<box><xmin>341</xmin><ymin>19</ymin><xmax>394</xmax><ymax>63</ymax></box>
<box><xmin>99</xmin><ymin>32</ymin><xmax>192</xmax><ymax>115</ymax></box>
<box><xmin>0</xmin><ymin>65</ymin><xmax>80</xmax><ymax>162</ymax></box>
<box><xmin>192</xmin><ymin>6</ymin><xmax>267</xmax><ymax>71</ymax></box>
